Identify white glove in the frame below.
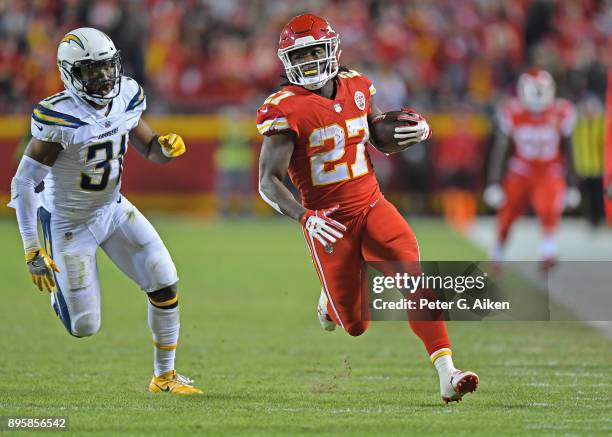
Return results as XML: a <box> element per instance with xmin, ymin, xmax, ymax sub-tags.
<box><xmin>394</xmin><ymin>120</ymin><xmax>431</xmax><ymax>146</ymax></box>
<box><xmin>300</xmin><ymin>205</ymin><xmax>347</xmax><ymax>252</ymax></box>
<box><xmin>484</xmin><ymin>184</ymin><xmax>505</xmax><ymax>209</ymax></box>
<box><xmin>394</xmin><ymin>108</ymin><xmax>432</xmax><ymax>146</ymax></box>
<box><xmin>564</xmin><ymin>187</ymin><xmax>581</xmax><ymax>209</ymax></box>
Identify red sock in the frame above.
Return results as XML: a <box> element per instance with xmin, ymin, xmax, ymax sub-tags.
<box><xmin>404</xmin><ymin>287</ymin><xmax>451</xmax><ymax>355</ymax></box>
<box><xmin>408</xmin><ymin>320</ymin><xmax>451</xmax><ymax>356</ymax></box>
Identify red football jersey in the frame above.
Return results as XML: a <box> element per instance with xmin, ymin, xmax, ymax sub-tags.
<box><xmin>498</xmin><ymin>98</ymin><xmax>576</xmax><ymax>176</ymax></box>
<box><xmin>256</xmin><ymin>70</ymin><xmax>381</xmax><ymax>218</ymax></box>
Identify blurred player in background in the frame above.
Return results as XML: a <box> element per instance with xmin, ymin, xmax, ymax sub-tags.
<box><xmin>258</xmin><ymin>13</ymin><xmax>478</xmax><ymax>404</ymax></box>
<box><xmin>485</xmin><ymin>69</ymin><xmax>579</xmax><ymax>271</ymax></box>
<box><xmin>214</xmin><ymin>106</ymin><xmax>255</xmax><ymax>217</ymax></box>
<box><xmin>9</xmin><ymin>28</ymin><xmax>202</xmax><ymax>394</ymax></box>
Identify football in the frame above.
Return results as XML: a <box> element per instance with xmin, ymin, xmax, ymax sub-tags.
<box><xmin>370</xmin><ymin>110</ymin><xmax>421</xmax><ymax>154</ymax></box>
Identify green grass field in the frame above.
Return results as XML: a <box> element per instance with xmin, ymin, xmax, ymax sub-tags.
<box><xmin>0</xmin><ymin>216</ymin><xmax>610</xmax><ymax>436</ymax></box>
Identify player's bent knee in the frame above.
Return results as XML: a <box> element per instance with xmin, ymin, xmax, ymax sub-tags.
<box><xmin>344</xmin><ymin>321</ymin><xmax>369</xmax><ymax>337</ymax></box>
<box><xmin>147</xmin><ymin>284</ymin><xmax>178</xmax><ymax>309</ymax></box>
<box><xmin>143</xmin><ymin>243</ymin><xmax>178</xmax><ymax>291</ymax></box>
<box><xmin>71</xmin><ymin>312</ymin><xmax>101</xmax><ymax>337</ymax></box>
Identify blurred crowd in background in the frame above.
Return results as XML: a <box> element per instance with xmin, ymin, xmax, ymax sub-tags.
<box><xmin>0</xmin><ymin>0</ymin><xmax>609</xmax><ymax>227</ymax></box>
<box><xmin>1</xmin><ymin>0</ymin><xmax>610</xmax><ymax>113</ymax></box>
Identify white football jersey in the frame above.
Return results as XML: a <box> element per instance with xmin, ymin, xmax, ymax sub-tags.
<box><xmin>31</xmin><ymin>76</ymin><xmax>146</xmax><ymax>221</ymax></box>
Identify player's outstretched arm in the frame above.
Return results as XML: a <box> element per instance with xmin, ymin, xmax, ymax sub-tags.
<box><xmin>130</xmin><ymin>119</ymin><xmax>186</xmax><ymax>164</ymax></box>
<box><xmin>10</xmin><ymin>138</ymin><xmax>62</xmax><ymax>292</ymax></box>
<box><xmin>258</xmin><ymin>133</ymin><xmax>305</xmax><ymax>221</ymax></box>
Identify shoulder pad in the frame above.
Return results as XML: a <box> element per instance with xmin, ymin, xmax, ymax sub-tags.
<box><xmin>32</xmin><ymin>101</ymin><xmax>87</xmax><ymax>129</ymax></box>
<box><xmin>256</xmin><ymin>104</ymin><xmax>291</xmax><ymax>136</ymax></box>
<box><xmin>263</xmin><ymin>90</ymin><xmax>295</xmax><ymax>107</ymax></box>
<box><xmin>338</xmin><ymin>69</ymin><xmax>362</xmax><ymax>79</ymax></box>
<box><xmin>39</xmin><ymin>91</ymin><xmax>72</xmax><ymax>108</ymax></box>
<box><xmin>125</xmin><ymin>78</ymin><xmax>146</xmax><ymax>112</ymax></box>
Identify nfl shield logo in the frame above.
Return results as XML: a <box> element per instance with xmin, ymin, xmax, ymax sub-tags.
<box><xmin>334</xmin><ymin>103</ymin><xmax>342</xmax><ymax>113</ymax></box>
<box><xmin>105</xmin><ymin>121</ymin><xmax>111</xmax><ymax>128</ymax></box>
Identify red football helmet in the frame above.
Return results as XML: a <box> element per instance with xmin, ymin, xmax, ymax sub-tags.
<box><xmin>517</xmin><ymin>69</ymin><xmax>555</xmax><ymax>112</ymax></box>
<box><xmin>277</xmin><ymin>13</ymin><xmax>341</xmax><ymax>90</ymax></box>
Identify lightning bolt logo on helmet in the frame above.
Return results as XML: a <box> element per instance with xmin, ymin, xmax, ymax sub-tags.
<box><xmin>60</xmin><ymin>34</ymin><xmax>85</xmax><ymax>50</ymax></box>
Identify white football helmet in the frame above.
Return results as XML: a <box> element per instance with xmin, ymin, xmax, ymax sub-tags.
<box><xmin>57</xmin><ymin>27</ymin><xmax>122</xmax><ymax>106</ymax></box>
<box><xmin>517</xmin><ymin>69</ymin><xmax>555</xmax><ymax>112</ymax></box>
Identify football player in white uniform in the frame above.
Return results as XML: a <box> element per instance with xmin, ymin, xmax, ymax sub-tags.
<box><xmin>9</xmin><ymin>27</ymin><xmax>202</xmax><ymax>394</ymax></box>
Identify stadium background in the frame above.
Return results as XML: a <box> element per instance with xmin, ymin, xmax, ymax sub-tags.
<box><xmin>0</xmin><ymin>0</ymin><xmax>608</xmax><ymax>226</ymax></box>
<box><xmin>1</xmin><ymin>1</ymin><xmax>612</xmax><ymax>435</ymax></box>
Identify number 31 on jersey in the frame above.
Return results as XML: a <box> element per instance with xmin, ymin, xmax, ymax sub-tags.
<box><xmin>309</xmin><ymin>114</ymin><xmax>369</xmax><ymax>186</ymax></box>
<box><xmin>80</xmin><ymin>134</ymin><xmax>127</xmax><ymax>191</ymax></box>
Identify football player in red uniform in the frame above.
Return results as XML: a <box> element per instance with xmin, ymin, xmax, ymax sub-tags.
<box><xmin>485</xmin><ymin>69</ymin><xmax>579</xmax><ymax>270</ymax></box>
<box><xmin>257</xmin><ymin>13</ymin><xmax>478</xmax><ymax>403</ymax></box>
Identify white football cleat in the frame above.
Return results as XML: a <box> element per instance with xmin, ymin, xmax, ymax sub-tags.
<box><xmin>441</xmin><ymin>370</ymin><xmax>479</xmax><ymax>404</ymax></box>
<box><xmin>317</xmin><ymin>290</ymin><xmax>336</xmax><ymax>331</ymax></box>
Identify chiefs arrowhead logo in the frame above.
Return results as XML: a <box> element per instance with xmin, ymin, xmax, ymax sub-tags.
<box><xmin>354</xmin><ymin>91</ymin><xmax>366</xmax><ymax>111</ymax></box>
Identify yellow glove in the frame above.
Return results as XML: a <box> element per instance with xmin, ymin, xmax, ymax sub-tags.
<box><xmin>25</xmin><ymin>248</ymin><xmax>60</xmax><ymax>292</ymax></box>
<box><xmin>158</xmin><ymin>133</ymin><xmax>186</xmax><ymax>158</ymax></box>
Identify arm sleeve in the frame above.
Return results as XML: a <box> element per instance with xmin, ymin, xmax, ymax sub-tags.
<box><xmin>8</xmin><ymin>156</ymin><xmax>51</xmax><ymax>252</ymax></box>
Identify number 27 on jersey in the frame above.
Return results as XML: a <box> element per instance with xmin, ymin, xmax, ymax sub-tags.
<box><xmin>309</xmin><ymin>114</ymin><xmax>370</xmax><ymax>186</ymax></box>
